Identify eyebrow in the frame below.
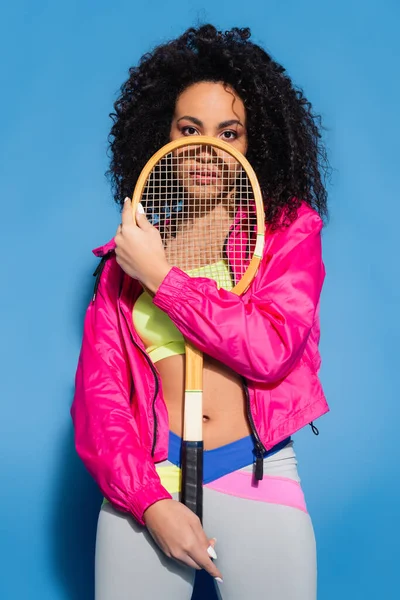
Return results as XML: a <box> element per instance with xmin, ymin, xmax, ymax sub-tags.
<box><xmin>177</xmin><ymin>116</ymin><xmax>244</xmax><ymax>128</ymax></box>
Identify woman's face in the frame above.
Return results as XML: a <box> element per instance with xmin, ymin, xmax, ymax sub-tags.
<box><xmin>169</xmin><ymin>82</ymin><xmax>248</xmax><ymax>202</ymax></box>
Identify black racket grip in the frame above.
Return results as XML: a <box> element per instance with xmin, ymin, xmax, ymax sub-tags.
<box><xmin>181</xmin><ymin>441</ymin><xmax>204</xmax><ymax>522</ymax></box>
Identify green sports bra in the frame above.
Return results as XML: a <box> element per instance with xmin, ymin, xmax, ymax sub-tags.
<box><xmin>133</xmin><ymin>260</ymin><xmax>233</xmax><ymax>363</ymax></box>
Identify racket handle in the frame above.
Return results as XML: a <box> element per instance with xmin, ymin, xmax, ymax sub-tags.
<box><xmin>181</xmin><ymin>441</ymin><xmax>204</xmax><ymax>522</ymax></box>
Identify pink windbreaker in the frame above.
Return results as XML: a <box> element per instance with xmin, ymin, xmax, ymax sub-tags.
<box><xmin>71</xmin><ymin>202</ymin><xmax>329</xmax><ymax>525</ymax></box>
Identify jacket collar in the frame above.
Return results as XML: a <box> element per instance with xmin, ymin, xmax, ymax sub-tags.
<box><xmin>92</xmin><ymin>238</ymin><xmax>116</xmax><ymax>258</ymax></box>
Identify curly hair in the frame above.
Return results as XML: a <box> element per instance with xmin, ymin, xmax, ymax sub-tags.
<box><xmin>108</xmin><ymin>24</ymin><xmax>330</xmax><ymax>228</ymax></box>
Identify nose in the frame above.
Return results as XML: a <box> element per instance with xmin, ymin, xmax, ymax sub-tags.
<box><xmin>196</xmin><ymin>145</ymin><xmax>219</xmax><ymax>163</ymax></box>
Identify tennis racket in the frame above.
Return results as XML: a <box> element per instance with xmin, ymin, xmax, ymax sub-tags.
<box><xmin>131</xmin><ymin>136</ymin><xmax>265</xmax><ymax>522</ymax></box>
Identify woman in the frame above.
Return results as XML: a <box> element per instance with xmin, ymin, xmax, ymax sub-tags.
<box><xmin>71</xmin><ymin>24</ymin><xmax>330</xmax><ymax>600</ymax></box>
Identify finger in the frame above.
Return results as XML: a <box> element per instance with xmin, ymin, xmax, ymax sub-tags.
<box><xmin>199</xmin><ymin>530</ymin><xmax>217</xmax><ymax>558</ymax></box>
<box><xmin>188</xmin><ymin>548</ymin><xmax>223</xmax><ymax>580</ymax></box>
<box><xmin>175</xmin><ymin>555</ymin><xmax>202</xmax><ymax>571</ymax></box>
<box><xmin>113</xmin><ymin>230</ymin><xmax>121</xmax><ymax>247</ymax></box>
<box><xmin>135</xmin><ymin>204</ymin><xmax>152</xmax><ymax>230</ymax></box>
<box><xmin>199</xmin><ymin>528</ymin><xmax>214</xmax><ymax>550</ymax></box>
<box><xmin>121</xmin><ymin>197</ymin><xmax>134</xmax><ymax>226</ymax></box>
<box><xmin>207</xmin><ymin>537</ymin><xmax>218</xmax><ymax>559</ymax></box>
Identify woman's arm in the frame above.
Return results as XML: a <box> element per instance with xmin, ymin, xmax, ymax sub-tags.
<box><xmin>71</xmin><ymin>258</ymin><xmax>171</xmax><ymax>525</ymax></box>
<box><xmin>152</xmin><ymin>208</ymin><xmax>325</xmax><ymax>383</ymax></box>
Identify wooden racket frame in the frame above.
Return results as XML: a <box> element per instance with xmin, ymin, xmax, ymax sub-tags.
<box><xmin>131</xmin><ymin>136</ymin><xmax>265</xmax><ymax>520</ymax></box>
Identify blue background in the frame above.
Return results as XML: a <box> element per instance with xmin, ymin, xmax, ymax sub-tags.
<box><xmin>1</xmin><ymin>0</ymin><xmax>398</xmax><ymax>598</ymax></box>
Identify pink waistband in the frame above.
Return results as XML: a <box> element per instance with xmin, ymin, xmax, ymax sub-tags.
<box><xmin>205</xmin><ymin>471</ymin><xmax>308</xmax><ymax>513</ymax></box>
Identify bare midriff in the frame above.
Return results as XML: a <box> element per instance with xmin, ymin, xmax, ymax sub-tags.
<box><xmin>156</xmin><ymin>354</ymin><xmax>252</xmax><ymax>450</ymax></box>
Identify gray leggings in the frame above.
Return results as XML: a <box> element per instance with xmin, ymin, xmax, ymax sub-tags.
<box><xmin>95</xmin><ymin>442</ymin><xmax>317</xmax><ymax>599</ymax></box>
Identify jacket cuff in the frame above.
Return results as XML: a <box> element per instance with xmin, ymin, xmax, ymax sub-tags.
<box><xmin>153</xmin><ymin>267</ymin><xmax>191</xmax><ymax>313</ymax></box>
<box><xmin>130</xmin><ymin>481</ymin><xmax>173</xmax><ymax>526</ymax></box>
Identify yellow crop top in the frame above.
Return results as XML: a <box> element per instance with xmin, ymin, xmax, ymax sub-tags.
<box><xmin>133</xmin><ymin>260</ymin><xmax>233</xmax><ymax>363</ymax></box>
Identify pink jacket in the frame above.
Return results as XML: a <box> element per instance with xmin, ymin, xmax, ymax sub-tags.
<box><xmin>71</xmin><ymin>202</ymin><xmax>329</xmax><ymax>525</ymax></box>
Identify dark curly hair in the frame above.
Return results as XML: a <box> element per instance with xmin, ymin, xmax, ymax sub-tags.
<box><xmin>108</xmin><ymin>24</ymin><xmax>330</xmax><ymax>228</ymax></box>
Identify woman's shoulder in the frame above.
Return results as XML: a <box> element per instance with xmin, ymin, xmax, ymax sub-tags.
<box><xmin>295</xmin><ymin>201</ymin><xmax>324</xmax><ymax>231</ymax></box>
<box><xmin>266</xmin><ymin>201</ymin><xmax>323</xmax><ymax>247</ymax></box>
<box><xmin>261</xmin><ymin>201</ymin><xmax>324</xmax><ymax>271</ymax></box>
<box><xmin>277</xmin><ymin>200</ymin><xmax>323</xmax><ymax>233</ymax></box>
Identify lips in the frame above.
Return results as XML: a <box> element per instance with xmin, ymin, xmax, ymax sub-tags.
<box><xmin>187</xmin><ymin>169</ymin><xmax>220</xmax><ymax>184</ymax></box>
<box><xmin>189</xmin><ymin>169</ymin><xmax>218</xmax><ymax>176</ymax></box>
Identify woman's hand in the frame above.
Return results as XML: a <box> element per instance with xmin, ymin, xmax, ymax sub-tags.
<box><xmin>114</xmin><ymin>198</ymin><xmax>171</xmax><ymax>293</ymax></box>
<box><xmin>143</xmin><ymin>499</ymin><xmax>223</xmax><ymax>582</ymax></box>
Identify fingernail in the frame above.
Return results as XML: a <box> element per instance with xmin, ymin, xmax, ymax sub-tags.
<box><xmin>211</xmin><ymin>537</ymin><xmax>217</xmax><ymax>543</ymax></box>
<box><xmin>215</xmin><ymin>577</ymin><xmax>223</xmax><ymax>584</ymax></box>
<box><xmin>207</xmin><ymin>545</ymin><xmax>217</xmax><ymax>560</ymax></box>
<box><xmin>124</xmin><ymin>197</ymin><xmax>130</xmax><ymax>203</ymax></box>
<box><xmin>137</xmin><ymin>202</ymin><xmax>145</xmax><ymax>214</ymax></box>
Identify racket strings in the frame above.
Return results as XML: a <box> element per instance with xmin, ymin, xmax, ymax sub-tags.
<box><xmin>142</xmin><ymin>144</ymin><xmax>256</xmax><ymax>287</ymax></box>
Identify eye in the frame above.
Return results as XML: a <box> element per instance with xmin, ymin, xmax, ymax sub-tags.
<box><xmin>181</xmin><ymin>126</ymin><xmax>200</xmax><ymax>136</ymax></box>
<box><xmin>220</xmin><ymin>130</ymin><xmax>238</xmax><ymax>141</ymax></box>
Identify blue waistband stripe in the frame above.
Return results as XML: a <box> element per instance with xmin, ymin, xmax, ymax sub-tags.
<box><xmin>168</xmin><ymin>432</ymin><xmax>291</xmax><ymax>484</ymax></box>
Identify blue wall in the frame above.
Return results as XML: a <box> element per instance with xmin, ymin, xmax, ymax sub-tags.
<box><xmin>1</xmin><ymin>1</ymin><xmax>398</xmax><ymax>598</ymax></box>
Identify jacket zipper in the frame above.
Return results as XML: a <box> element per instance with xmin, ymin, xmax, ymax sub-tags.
<box><xmin>93</xmin><ymin>252</ymin><xmax>160</xmax><ymax>456</ymax></box>
<box><xmin>119</xmin><ymin>293</ymin><xmax>160</xmax><ymax>458</ymax></box>
<box><xmin>137</xmin><ymin>337</ymin><xmax>159</xmax><ymax>457</ymax></box>
<box><xmin>242</xmin><ymin>377</ymin><xmax>266</xmax><ymax>481</ymax></box>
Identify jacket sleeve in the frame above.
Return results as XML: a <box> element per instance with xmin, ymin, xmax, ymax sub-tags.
<box><xmin>153</xmin><ymin>209</ymin><xmax>325</xmax><ymax>384</ymax></box>
<box><xmin>71</xmin><ymin>257</ymin><xmax>171</xmax><ymax>525</ymax></box>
